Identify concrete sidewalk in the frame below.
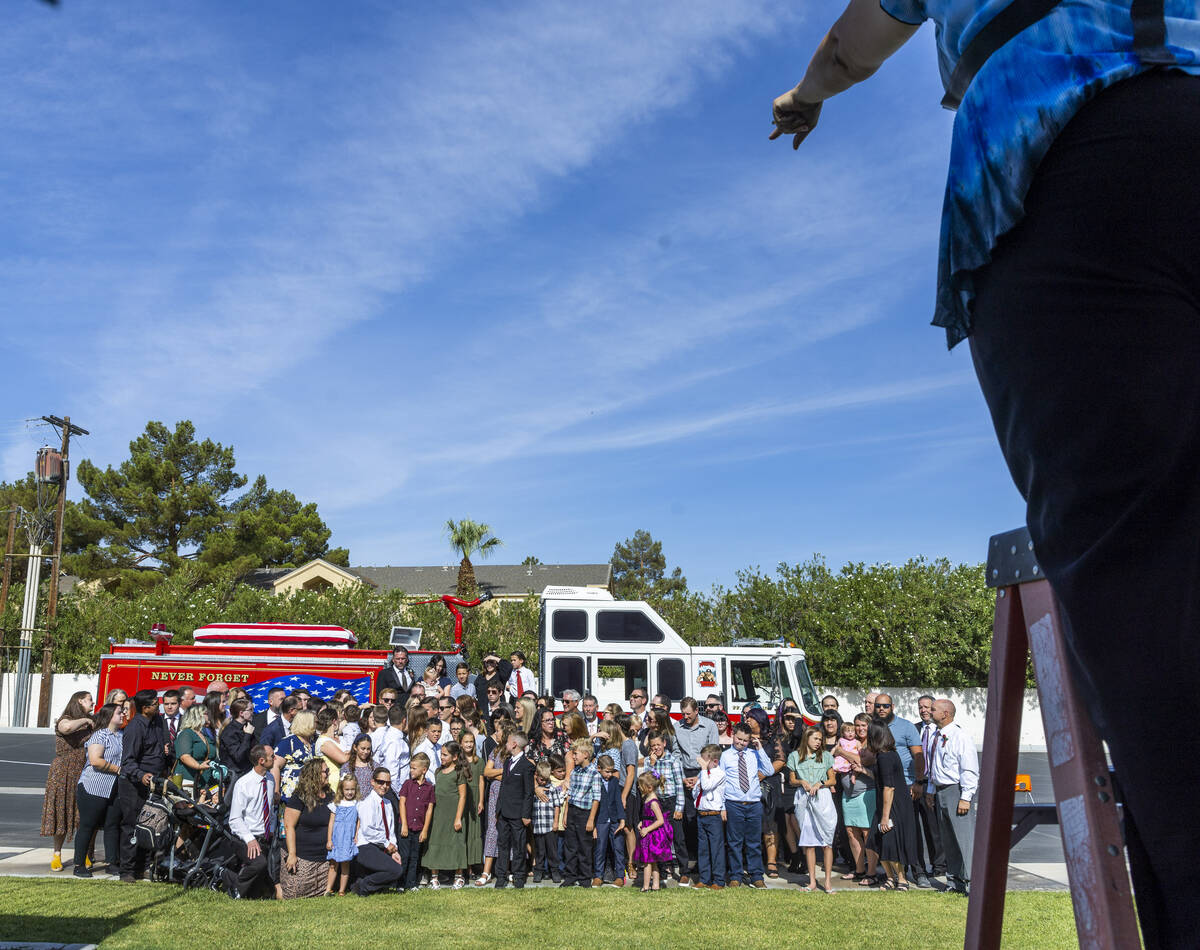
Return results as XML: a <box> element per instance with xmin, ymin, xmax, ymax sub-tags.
<box><xmin>0</xmin><ymin>944</ymin><xmax>97</xmax><ymax>950</ymax></box>
<box><xmin>0</xmin><ymin>846</ymin><xmax>1066</xmax><ymax>891</ymax></box>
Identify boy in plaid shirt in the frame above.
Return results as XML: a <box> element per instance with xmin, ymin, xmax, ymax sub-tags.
<box><xmin>562</xmin><ymin>738</ymin><xmax>602</xmax><ymax>886</ymax></box>
<box><xmin>531</xmin><ymin>758</ymin><xmax>565</xmax><ymax>883</ymax></box>
<box><xmin>642</xmin><ymin>731</ymin><xmax>688</xmax><ymax>883</ymax></box>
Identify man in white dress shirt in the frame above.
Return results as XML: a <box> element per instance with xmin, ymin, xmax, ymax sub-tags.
<box><xmin>353</xmin><ymin>768</ymin><xmax>403</xmax><ymax>895</ymax></box>
<box><xmin>927</xmin><ymin>699</ymin><xmax>979</xmax><ymax>894</ymax></box>
<box><xmin>913</xmin><ymin>694</ymin><xmax>946</xmax><ymax>886</ymax></box>
<box><xmin>227</xmin><ymin>744</ymin><xmax>276</xmax><ymax>898</ymax></box>
<box><xmin>506</xmin><ymin>651</ymin><xmax>534</xmax><ymax>701</ymax></box>
<box><xmin>374</xmin><ymin>705</ymin><xmax>411</xmax><ymax>794</ymax></box>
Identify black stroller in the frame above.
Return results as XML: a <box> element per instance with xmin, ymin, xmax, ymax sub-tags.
<box><xmin>137</xmin><ymin>773</ymin><xmax>240</xmax><ymax>892</ymax></box>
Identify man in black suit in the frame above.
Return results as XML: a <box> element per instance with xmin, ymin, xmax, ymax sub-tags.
<box><xmin>376</xmin><ymin>647</ymin><xmax>416</xmax><ymax>706</ymax></box>
<box><xmin>259</xmin><ymin>695</ymin><xmax>298</xmax><ymax>750</ymax></box>
<box><xmin>473</xmin><ymin>652</ymin><xmax>512</xmax><ymax>710</ymax></box>
<box><xmin>494</xmin><ymin>731</ymin><xmax>534</xmax><ymax>889</ymax></box>
<box><xmin>118</xmin><ymin>689</ymin><xmax>168</xmax><ymax>882</ymax></box>
<box><xmin>251</xmin><ymin>687</ymin><xmax>287</xmax><ymax>740</ymax></box>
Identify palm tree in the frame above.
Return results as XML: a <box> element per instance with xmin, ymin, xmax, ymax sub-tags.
<box><xmin>445</xmin><ymin>518</ymin><xmax>502</xmax><ymax>599</ymax></box>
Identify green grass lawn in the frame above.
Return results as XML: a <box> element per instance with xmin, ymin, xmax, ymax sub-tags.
<box><xmin>0</xmin><ymin>880</ymin><xmax>1075</xmax><ymax>950</ymax></box>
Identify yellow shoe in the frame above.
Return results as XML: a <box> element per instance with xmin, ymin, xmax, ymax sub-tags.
<box><xmin>50</xmin><ymin>854</ymin><xmax>63</xmax><ymax>871</ymax></box>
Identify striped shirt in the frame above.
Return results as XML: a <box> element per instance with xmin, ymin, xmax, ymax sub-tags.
<box><xmin>566</xmin><ymin>762</ymin><xmax>603</xmax><ymax>809</ymax></box>
<box><xmin>880</xmin><ymin>0</ymin><xmax>1200</xmax><ymax>347</ymax></box>
<box><xmin>78</xmin><ymin>728</ymin><xmax>123</xmax><ymax>798</ymax></box>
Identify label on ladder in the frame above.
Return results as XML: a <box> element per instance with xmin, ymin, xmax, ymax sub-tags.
<box><xmin>1029</xmin><ymin>613</ymin><xmax>1075</xmax><ymax>767</ymax></box>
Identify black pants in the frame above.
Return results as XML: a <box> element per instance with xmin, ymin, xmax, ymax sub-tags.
<box><xmin>117</xmin><ymin>777</ymin><xmax>150</xmax><ymax>878</ymax></box>
<box><xmin>562</xmin><ymin>804</ymin><xmax>593</xmax><ymax>885</ymax></box>
<box><xmin>75</xmin><ymin>785</ymin><xmax>121</xmax><ymax>869</ymax></box>
<box><xmin>354</xmin><ymin>842</ymin><xmax>403</xmax><ymax>895</ymax></box>
<box><xmin>396</xmin><ymin>833</ymin><xmax>425</xmax><ymax>891</ymax></box>
<box><xmin>661</xmin><ymin>794</ymin><xmax>688</xmax><ymax>873</ymax></box>
<box><xmin>533</xmin><ymin>831</ymin><xmax>559</xmax><ymax>878</ymax></box>
<box><xmin>969</xmin><ymin>70</ymin><xmax>1200</xmax><ymax>950</ymax></box>
<box><xmin>680</xmin><ymin>770</ymin><xmax>700</xmax><ymax>872</ymax></box>
<box><xmin>494</xmin><ymin>816</ymin><xmax>528</xmax><ymax>886</ymax></box>
<box><xmin>233</xmin><ymin>834</ymin><xmax>273</xmax><ymax>898</ymax></box>
<box><xmin>914</xmin><ymin>789</ymin><xmax>944</xmax><ymax>875</ymax></box>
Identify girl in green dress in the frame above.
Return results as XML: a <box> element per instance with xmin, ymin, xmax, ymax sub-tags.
<box><xmin>422</xmin><ymin>741</ymin><xmax>468</xmax><ymax>888</ymax></box>
<box><xmin>460</xmin><ymin>731</ymin><xmax>486</xmax><ymax>873</ymax></box>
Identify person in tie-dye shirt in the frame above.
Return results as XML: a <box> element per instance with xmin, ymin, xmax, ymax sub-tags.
<box><xmin>770</xmin><ymin>1</ymin><xmax>1200</xmax><ymax>942</ymax></box>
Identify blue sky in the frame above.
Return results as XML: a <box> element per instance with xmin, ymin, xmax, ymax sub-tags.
<box><xmin>1</xmin><ymin>1</ymin><xmax>1027</xmax><ymax>591</ymax></box>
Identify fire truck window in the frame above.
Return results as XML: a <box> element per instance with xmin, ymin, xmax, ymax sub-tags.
<box><xmin>596</xmin><ymin>610</ymin><xmax>664</xmax><ymax>643</ymax></box>
<box><xmin>729</xmin><ymin>661</ymin><xmax>772</xmax><ymax>704</ymax></box>
<box><xmin>656</xmin><ymin>658</ymin><xmax>685</xmax><ymax>702</ymax></box>
<box><xmin>794</xmin><ymin>660</ymin><xmax>821</xmax><ymax>715</ymax></box>
<box><xmin>551</xmin><ymin>657</ymin><xmax>584</xmax><ymax>697</ymax></box>
<box><xmin>551</xmin><ymin>610</ymin><xmax>587</xmax><ymax>641</ymax></box>
<box><xmin>596</xmin><ymin>659</ymin><xmax>648</xmax><ymax>699</ymax></box>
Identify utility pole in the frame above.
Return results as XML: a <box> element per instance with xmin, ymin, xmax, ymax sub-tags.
<box><xmin>0</xmin><ymin>509</ymin><xmax>15</xmax><ymax>720</ymax></box>
<box><xmin>0</xmin><ymin>509</ymin><xmax>15</xmax><ymax>626</ymax></box>
<box><xmin>36</xmin><ymin>415</ymin><xmax>87</xmax><ymax>728</ymax></box>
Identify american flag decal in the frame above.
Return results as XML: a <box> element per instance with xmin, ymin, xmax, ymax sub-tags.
<box><xmin>244</xmin><ymin>672</ymin><xmax>373</xmax><ymax>711</ymax></box>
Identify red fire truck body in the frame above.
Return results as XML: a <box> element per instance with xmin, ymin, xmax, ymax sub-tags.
<box><xmin>96</xmin><ymin>623</ymin><xmax>461</xmax><ymax>707</ymax></box>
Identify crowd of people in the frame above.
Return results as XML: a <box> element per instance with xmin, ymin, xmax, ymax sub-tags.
<box><xmin>40</xmin><ymin>646</ymin><xmax>979</xmax><ymax>898</ymax></box>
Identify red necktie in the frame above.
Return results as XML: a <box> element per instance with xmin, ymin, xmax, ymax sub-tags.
<box><xmin>696</xmin><ymin>770</ymin><xmax>705</xmax><ymax>808</ymax></box>
<box><xmin>381</xmin><ymin>798</ymin><xmax>389</xmax><ymax>840</ymax></box>
<box><xmin>260</xmin><ymin>776</ymin><xmax>271</xmax><ymax>840</ymax></box>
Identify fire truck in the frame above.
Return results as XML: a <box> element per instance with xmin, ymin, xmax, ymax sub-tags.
<box><xmin>95</xmin><ymin>594</ymin><xmax>480</xmax><ymax>705</ymax></box>
<box><xmin>97</xmin><ymin>588</ymin><xmax>823</xmax><ymax>723</ymax></box>
<box><xmin>538</xmin><ymin>586</ymin><xmax>822</xmax><ymax>724</ymax></box>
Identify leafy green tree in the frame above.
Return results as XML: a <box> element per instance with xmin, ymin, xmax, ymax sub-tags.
<box><xmin>445</xmin><ymin>518</ymin><xmax>502</xmax><ymax>599</ymax></box>
<box><xmin>70</xmin><ymin>421</ymin><xmax>244</xmax><ymax>591</ymax></box>
<box><xmin>611</xmin><ymin>529</ymin><xmax>686</xmax><ymax>600</ymax></box>
<box><xmin>68</xmin><ymin>421</ymin><xmax>345</xmax><ymax>594</ymax></box>
<box><xmin>521</xmin><ymin>555</ymin><xmax>542</xmax><ymax>567</ymax></box>
<box><xmin>199</xmin><ymin>476</ymin><xmax>350</xmax><ymax>576</ymax></box>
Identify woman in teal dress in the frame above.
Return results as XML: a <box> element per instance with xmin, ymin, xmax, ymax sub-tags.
<box><xmin>173</xmin><ymin>706</ymin><xmax>218</xmax><ymax>789</ymax></box>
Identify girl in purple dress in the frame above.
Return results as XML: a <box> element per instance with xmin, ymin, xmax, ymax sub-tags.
<box><xmin>634</xmin><ymin>771</ymin><xmax>673</xmax><ymax>892</ymax></box>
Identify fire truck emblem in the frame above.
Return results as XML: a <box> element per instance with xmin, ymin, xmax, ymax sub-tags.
<box><xmin>697</xmin><ymin>660</ymin><xmax>717</xmax><ymax>688</ymax></box>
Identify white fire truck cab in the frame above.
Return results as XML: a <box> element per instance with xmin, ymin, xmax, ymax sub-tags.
<box><xmin>537</xmin><ymin>586</ymin><xmax>823</xmax><ymax>724</ymax></box>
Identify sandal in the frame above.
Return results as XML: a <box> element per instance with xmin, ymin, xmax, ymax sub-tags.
<box><xmin>798</xmin><ymin>884</ymin><xmax>815</xmax><ymax>892</ymax></box>
<box><xmin>857</xmin><ymin>876</ymin><xmax>877</xmax><ymax>886</ymax></box>
<box><xmin>766</xmin><ymin>862</ymin><xmax>780</xmax><ymax>879</ymax></box>
<box><xmin>841</xmin><ymin>870</ymin><xmax>864</xmax><ymax>881</ymax></box>
<box><xmin>879</xmin><ymin>879</ymin><xmax>896</xmax><ymax>891</ymax></box>
<box><xmin>894</xmin><ymin>882</ymin><xmax>910</xmax><ymax>892</ymax></box>
<box><xmin>473</xmin><ymin>872</ymin><xmax>492</xmax><ymax>887</ymax></box>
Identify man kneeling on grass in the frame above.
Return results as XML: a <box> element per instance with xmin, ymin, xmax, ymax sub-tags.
<box><xmin>353</xmin><ymin>767</ymin><xmax>404</xmax><ymax>895</ymax></box>
<box><xmin>227</xmin><ymin>744</ymin><xmax>277</xmax><ymax>899</ymax></box>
